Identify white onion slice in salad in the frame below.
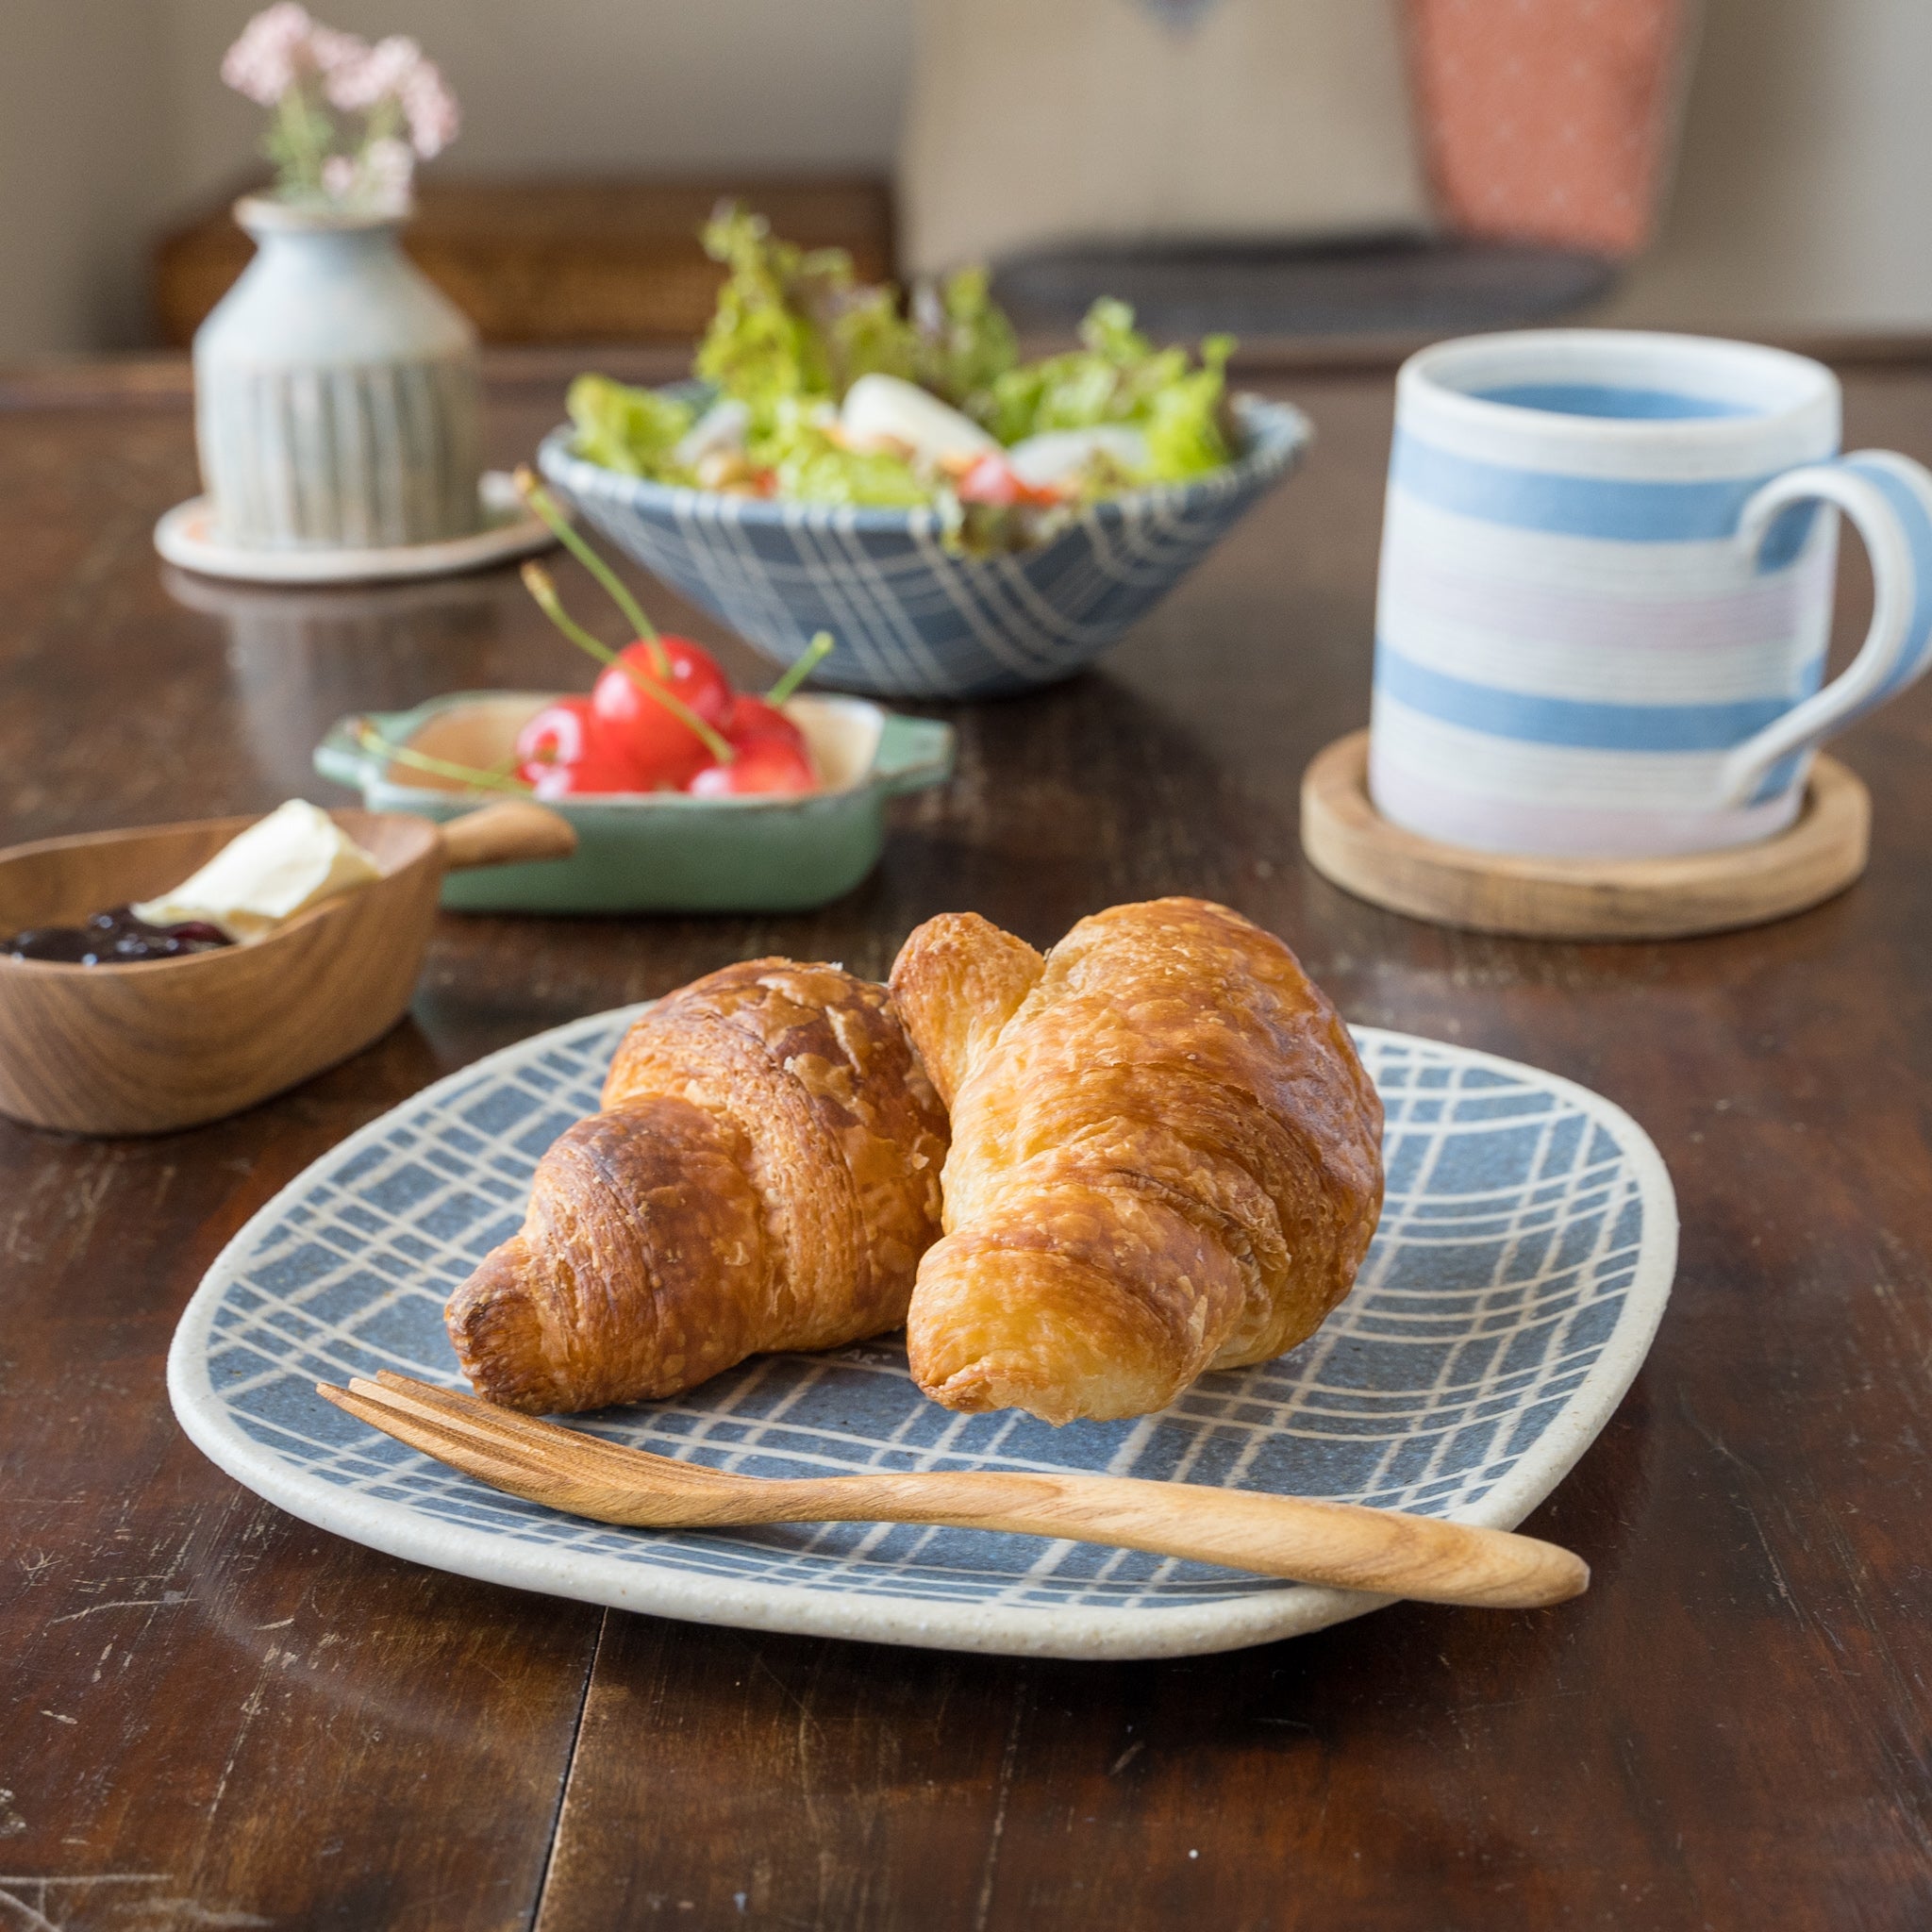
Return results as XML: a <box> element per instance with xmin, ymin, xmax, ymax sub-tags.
<box><xmin>839</xmin><ymin>375</ymin><xmax>999</xmax><ymax>467</ymax></box>
<box><xmin>1005</xmin><ymin>425</ymin><xmax>1150</xmax><ymax>490</ymax></box>
<box><xmin>674</xmin><ymin>397</ymin><xmax>752</xmax><ymax>468</ymax></box>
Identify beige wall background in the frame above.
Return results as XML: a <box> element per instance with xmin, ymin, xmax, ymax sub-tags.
<box><xmin>163</xmin><ymin>0</ymin><xmax>915</xmax><ymax>203</ymax></box>
<box><xmin>0</xmin><ymin>0</ymin><xmax>1926</xmax><ymax>358</ymax></box>
<box><xmin>0</xmin><ymin>0</ymin><xmax>916</xmax><ymax>360</ymax></box>
<box><xmin>1594</xmin><ymin>0</ymin><xmax>1932</xmax><ymax>333</ymax></box>
<box><xmin>0</xmin><ymin>1</ymin><xmax>173</xmax><ymax>358</ymax></box>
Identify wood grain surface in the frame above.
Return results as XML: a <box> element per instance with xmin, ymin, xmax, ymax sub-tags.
<box><xmin>0</xmin><ymin>356</ymin><xmax>1928</xmax><ymax>1930</ymax></box>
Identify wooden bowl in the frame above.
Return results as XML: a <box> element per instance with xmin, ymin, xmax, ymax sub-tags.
<box><xmin>0</xmin><ymin>801</ymin><xmax>575</xmax><ymax>1136</ymax></box>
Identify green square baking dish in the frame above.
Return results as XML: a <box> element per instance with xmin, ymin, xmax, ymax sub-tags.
<box><xmin>314</xmin><ymin>691</ymin><xmax>952</xmax><ymax>914</ymax></box>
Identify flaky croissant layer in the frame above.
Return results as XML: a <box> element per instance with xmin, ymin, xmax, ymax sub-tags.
<box><xmin>891</xmin><ymin>899</ymin><xmax>1384</xmax><ymax>1424</ymax></box>
<box><xmin>446</xmin><ymin>960</ymin><xmax>949</xmax><ymax>1413</ymax></box>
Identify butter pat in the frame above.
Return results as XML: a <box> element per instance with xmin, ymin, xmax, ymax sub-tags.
<box><xmin>134</xmin><ymin>800</ymin><xmax>381</xmax><ymax>942</ymax></box>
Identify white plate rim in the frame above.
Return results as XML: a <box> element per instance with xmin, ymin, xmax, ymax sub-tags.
<box><xmin>153</xmin><ymin>471</ymin><xmax>557</xmax><ymax>586</ymax></box>
<box><xmin>166</xmin><ymin>1009</ymin><xmax>1678</xmax><ymax>1661</ymax></box>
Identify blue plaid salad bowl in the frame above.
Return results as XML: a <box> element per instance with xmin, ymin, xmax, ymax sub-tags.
<box><xmin>537</xmin><ymin>392</ymin><xmax>1312</xmax><ymax>702</ymax></box>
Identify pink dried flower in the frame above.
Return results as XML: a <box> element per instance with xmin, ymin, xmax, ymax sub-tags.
<box><xmin>308</xmin><ymin>25</ymin><xmax>372</xmax><ymax>75</ymax></box>
<box><xmin>325</xmin><ymin>33</ymin><xmax>422</xmax><ymax>112</ymax></box>
<box><xmin>221</xmin><ymin>3</ymin><xmax>316</xmax><ymax>106</ymax></box>
<box><xmin>399</xmin><ymin>59</ymin><xmax>458</xmax><ymax>158</ymax></box>
<box><xmin>225</xmin><ymin>9</ymin><xmax>458</xmax><ymax>195</ymax></box>
<box><xmin>318</xmin><ymin>136</ymin><xmax>414</xmax><ymax>211</ymax></box>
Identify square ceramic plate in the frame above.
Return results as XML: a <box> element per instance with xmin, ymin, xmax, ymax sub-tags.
<box><xmin>168</xmin><ymin>1009</ymin><xmax>1675</xmax><ymax>1660</ymax></box>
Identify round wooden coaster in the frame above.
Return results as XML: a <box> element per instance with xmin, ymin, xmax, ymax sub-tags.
<box><xmin>1300</xmin><ymin>731</ymin><xmax>1870</xmax><ymax>941</ymax></box>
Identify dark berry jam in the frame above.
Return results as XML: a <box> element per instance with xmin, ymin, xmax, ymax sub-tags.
<box><xmin>1</xmin><ymin>905</ymin><xmax>233</xmax><ymax>964</ymax></box>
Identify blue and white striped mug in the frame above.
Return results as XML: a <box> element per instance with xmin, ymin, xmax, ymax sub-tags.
<box><xmin>1370</xmin><ymin>329</ymin><xmax>1932</xmax><ymax>858</ymax></box>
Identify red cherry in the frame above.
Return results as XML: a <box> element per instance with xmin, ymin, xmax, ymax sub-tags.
<box><xmin>724</xmin><ymin>694</ymin><xmax>808</xmax><ymax>752</ymax></box>
<box><xmin>523</xmin><ymin>745</ymin><xmax>648</xmax><ymax>796</ymax></box>
<box><xmin>515</xmin><ymin>695</ymin><xmax>654</xmax><ymax>792</ymax></box>
<box><xmin>688</xmin><ymin>737</ymin><xmax>818</xmax><ymax>797</ymax></box>
<box><xmin>515</xmin><ymin>696</ymin><xmax>606</xmax><ymax>772</ymax></box>
<box><xmin>591</xmin><ymin>637</ymin><xmax>734</xmax><ymax>789</ymax></box>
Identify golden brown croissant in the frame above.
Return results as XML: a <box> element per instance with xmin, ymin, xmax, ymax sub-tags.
<box><xmin>445</xmin><ymin>959</ymin><xmax>949</xmax><ymax>1412</ymax></box>
<box><xmin>889</xmin><ymin>899</ymin><xmax>1383</xmax><ymax>1424</ymax></box>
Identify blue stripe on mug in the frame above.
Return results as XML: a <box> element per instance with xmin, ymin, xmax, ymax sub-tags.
<box><xmin>1474</xmin><ymin>383</ymin><xmax>1757</xmax><ymax>421</ymax></box>
<box><xmin>1842</xmin><ymin>455</ymin><xmax>1932</xmax><ymax>703</ymax></box>
<box><xmin>1390</xmin><ymin>430</ymin><xmax>1825</xmax><ymax>552</ymax></box>
<box><xmin>1375</xmin><ymin>643</ymin><xmax>1807</xmax><ymax>751</ymax></box>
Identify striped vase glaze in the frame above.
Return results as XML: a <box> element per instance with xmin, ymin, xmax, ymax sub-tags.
<box><xmin>193</xmin><ymin>198</ymin><xmax>482</xmax><ymax>551</ymax></box>
<box><xmin>1370</xmin><ymin>330</ymin><xmax>1932</xmax><ymax>859</ymax></box>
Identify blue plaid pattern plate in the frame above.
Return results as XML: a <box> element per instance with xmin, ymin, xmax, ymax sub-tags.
<box><xmin>537</xmin><ymin>393</ymin><xmax>1312</xmax><ymax>701</ymax></box>
<box><xmin>168</xmin><ymin>1009</ymin><xmax>1675</xmax><ymax>1660</ymax></box>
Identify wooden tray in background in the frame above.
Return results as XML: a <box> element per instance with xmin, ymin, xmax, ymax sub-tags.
<box><xmin>154</xmin><ymin>175</ymin><xmax>894</xmax><ymax>348</ymax></box>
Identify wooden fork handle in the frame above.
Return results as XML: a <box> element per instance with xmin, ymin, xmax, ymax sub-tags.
<box><xmin>323</xmin><ymin>1374</ymin><xmax>1585</xmax><ymax>1610</ymax></box>
<box><xmin>753</xmin><ymin>1473</ymin><xmax>1587</xmax><ymax>1609</ymax></box>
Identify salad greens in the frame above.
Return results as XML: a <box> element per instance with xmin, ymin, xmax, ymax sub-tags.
<box><xmin>981</xmin><ymin>298</ymin><xmax>1234</xmax><ymax>473</ymax></box>
<box><xmin>565</xmin><ymin>206</ymin><xmax>1240</xmax><ymax>538</ymax></box>
<box><xmin>760</xmin><ymin>400</ymin><xmax>935</xmax><ymax>510</ymax></box>
<box><xmin>564</xmin><ymin>374</ymin><xmax>693</xmax><ymax>478</ymax></box>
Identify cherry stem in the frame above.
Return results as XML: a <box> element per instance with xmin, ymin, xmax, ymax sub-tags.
<box><xmin>513</xmin><ymin>464</ymin><xmax>669</xmax><ymax>678</ymax></box>
<box><xmin>765</xmin><ymin>631</ymin><xmax>834</xmax><ymax>706</ymax></box>
<box><xmin>355</xmin><ymin>723</ymin><xmax>535</xmax><ymax>795</ymax></box>
<box><xmin>520</xmin><ymin>563</ymin><xmax>735</xmax><ymax>765</ymax></box>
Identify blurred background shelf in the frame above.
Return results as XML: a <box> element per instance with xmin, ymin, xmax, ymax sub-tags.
<box><xmin>154</xmin><ymin>175</ymin><xmax>896</xmax><ymax>349</ymax></box>
<box><xmin>989</xmin><ymin>237</ymin><xmax>1620</xmax><ymax>341</ymax></box>
<box><xmin>155</xmin><ymin>175</ymin><xmax>1625</xmax><ymax>352</ymax></box>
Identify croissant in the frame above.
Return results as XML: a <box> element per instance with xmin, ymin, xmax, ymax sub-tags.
<box><xmin>889</xmin><ymin>899</ymin><xmax>1383</xmax><ymax>1424</ymax></box>
<box><xmin>445</xmin><ymin>959</ymin><xmax>949</xmax><ymax>1412</ymax></box>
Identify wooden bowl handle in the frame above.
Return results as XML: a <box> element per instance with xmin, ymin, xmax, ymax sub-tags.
<box><xmin>436</xmin><ymin>801</ymin><xmax>577</xmax><ymax>872</ymax></box>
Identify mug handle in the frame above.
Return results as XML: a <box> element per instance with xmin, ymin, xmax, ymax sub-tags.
<box><xmin>1718</xmin><ymin>451</ymin><xmax>1932</xmax><ymax>804</ymax></box>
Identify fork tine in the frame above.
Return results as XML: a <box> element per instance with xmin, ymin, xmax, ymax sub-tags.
<box><xmin>346</xmin><ymin>1376</ymin><xmax>645</xmax><ymax>1487</ymax></box>
<box><xmin>320</xmin><ymin>1376</ymin><xmax>726</xmax><ymax>1528</ymax></box>
<box><xmin>365</xmin><ymin>1372</ymin><xmax>741</xmax><ymax>1491</ymax></box>
<box><xmin>359</xmin><ymin>1373</ymin><xmax>724</xmax><ymax>1489</ymax></box>
<box><xmin>357</xmin><ymin>1374</ymin><xmax>570</xmax><ymax>1445</ymax></box>
<box><xmin>369</xmin><ymin>1372</ymin><xmax>606</xmax><ymax>1452</ymax></box>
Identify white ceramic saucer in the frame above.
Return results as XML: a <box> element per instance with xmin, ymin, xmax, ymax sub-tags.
<box><xmin>154</xmin><ymin>471</ymin><xmax>558</xmax><ymax>586</ymax></box>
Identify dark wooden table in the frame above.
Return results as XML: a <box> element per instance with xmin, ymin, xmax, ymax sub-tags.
<box><xmin>3</xmin><ymin>352</ymin><xmax>1929</xmax><ymax>1932</ymax></box>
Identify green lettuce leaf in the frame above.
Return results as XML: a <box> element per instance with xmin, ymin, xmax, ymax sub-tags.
<box><xmin>822</xmin><ymin>281</ymin><xmax>920</xmax><ymax>395</ymax></box>
<box><xmin>693</xmin><ymin>206</ymin><xmax>833</xmax><ymax>425</ymax></box>
<box><xmin>565</xmin><ymin>375</ymin><xmax>695</xmax><ymax>476</ymax></box>
<box><xmin>1141</xmin><ymin>333</ymin><xmax>1235</xmax><ymax>481</ymax></box>
<box><xmin>753</xmin><ymin>401</ymin><xmax>933</xmax><ymax>508</ymax></box>
<box><xmin>568</xmin><ymin>220</ymin><xmax>1239</xmax><ymax>515</ymax></box>
<box><xmin>913</xmin><ymin>265</ymin><xmax>1020</xmax><ymax>415</ymax></box>
<box><xmin>694</xmin><ymin>203</ymin><xmax>921</xmax><ymax>420</ymax></box>
<box><xmin>982</xmin><ymin>299</ymin><xmax>1233</xmax><ymax>479</ymax></box>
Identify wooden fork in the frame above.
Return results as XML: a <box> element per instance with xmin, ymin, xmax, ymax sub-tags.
<box><xmin>316</xmin><ymin>1371</ymin><xmax>1589</xmax><ymax>1610</ymax></box>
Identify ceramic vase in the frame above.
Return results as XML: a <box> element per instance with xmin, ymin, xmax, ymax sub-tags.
<box><xmin>193</xmin><ymin>196</ymin><xmax>483</xmax><ymax>550</ymax></box>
